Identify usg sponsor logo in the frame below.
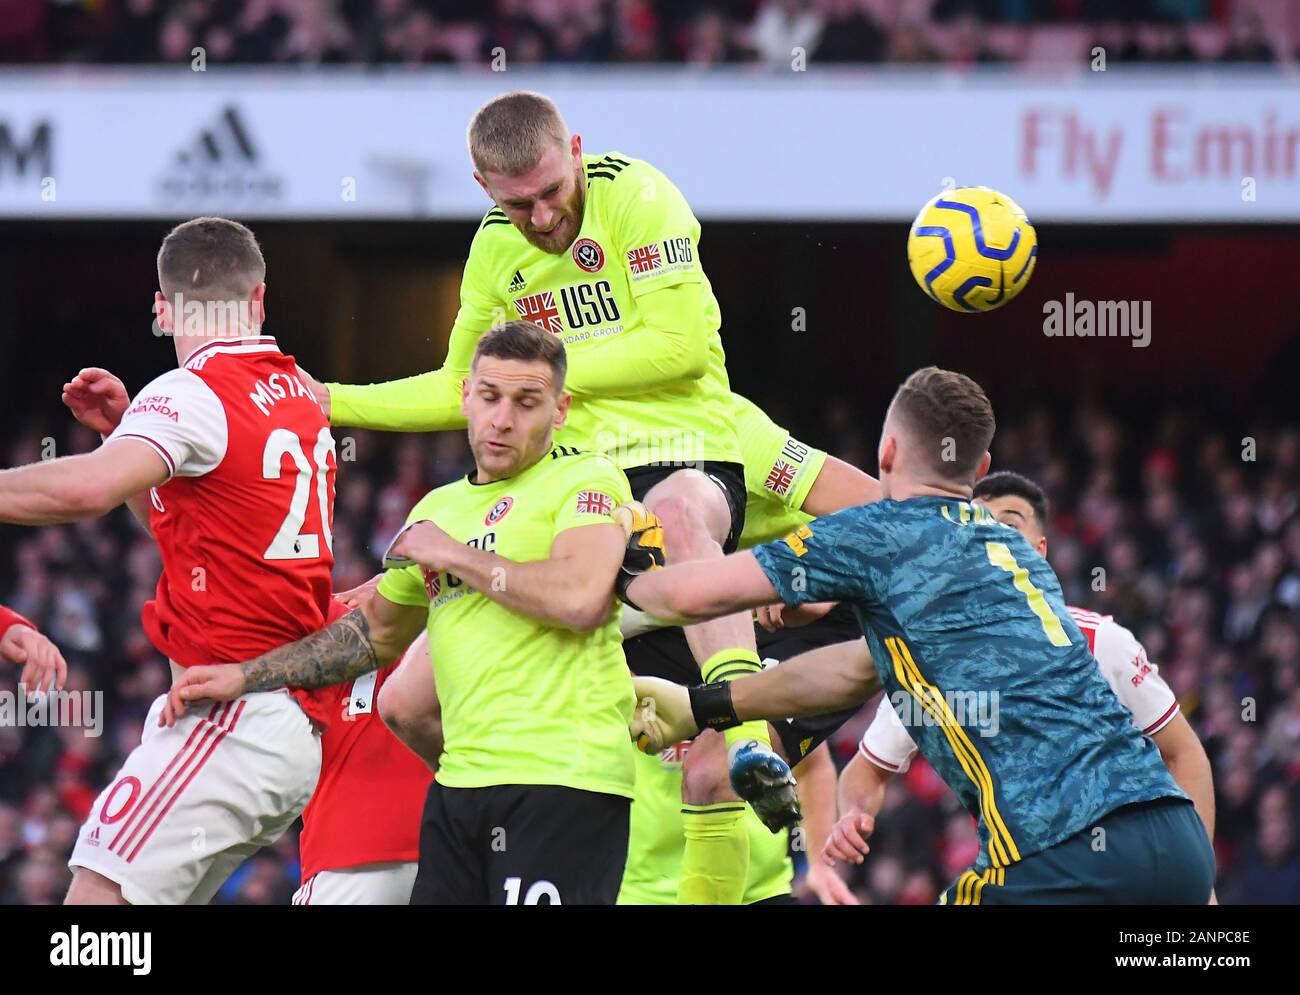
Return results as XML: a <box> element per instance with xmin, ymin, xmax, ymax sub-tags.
<box><xmin>157</xmin><ymin>105</ymin><xmax>283</xmax><ymax>204</ymax></box>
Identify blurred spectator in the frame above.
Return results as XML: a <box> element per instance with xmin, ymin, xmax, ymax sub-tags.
<box><xmin>552</xmin><ymin>11</ymin><xmax>613</xmax><ymax>63</ymax></box>
<box><xmin>155</xmin><ymin>15</ymin><xmax>193</xmax><ymax>63</ymax></box>
<box><xmin>478</xmin><ymin>0</ymin><xmax>553</xmax><ymax>65</ymax></box>
<box><xmin>1223</xmin><ymin>792</ymin><xmax>1300</xmax><ymax>904</ymax></box>
<box><xmin>356</xmin><ymin>0</ymin><xmax>410</xmax><ymax>63</ymax></box>
<box><xmin>101</xmin><ymin>0</ymin><xmax>163</xmax><ymax>63</ymax></box>
<box><xmin>232</xmin><ymin>0</ymin><xmax>292</xmax><ymax>62</ymax></box>
<box><xmin>376</xmin><ymin>7</ymin><xmax>457</xmax><ymax>64</ymax></box>
<box><xmin>611</xmin><ymin>0</ymin><xmax>660</xmax><ymax>61</ymax></box>
<box><xmin>948</xmin><ymin>13</ymin><xmax>1004</xmax><ymax>65</ymax></box>
<box><xmin>280</xmin><ymin>0</ymin><xmax>353</xmax><ymax>64</ymax></box>
<box><xmin>1146</xmin><ymin>19</ymin><xmax>1198</xmax><ymax>62</ymax></box>
<box><xmin>0</xmin><ymin>0</ymin><xmax>1294</xmax><ymax>67</ymax></box>
<box><xmin>1219</xmin><ymin>9</ymin><xmax>1275</xmax><ymax>63</ymax></box>
<box><xmin>887</xmin><ymin>20</ymin><xmax>938</xmax><ymax>62</ymax></box>
<box><xmin>811</xmin><ymin>0</ymin><xmax>884</xmax><ymax>63</ymax></box>
<box><xmin>749</xmin><ymin>0</ymin><xmax>824</xmax><ymax>67</ymax></box>
<box><xmin>680</xmin><ymin>8</ymin><xmax>750</xmax><ymax>66</ymax></box>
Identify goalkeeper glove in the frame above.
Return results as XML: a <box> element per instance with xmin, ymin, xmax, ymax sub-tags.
<box><xmin>612</xmin><ymin>501</ymin><xmax>666</xmax><ymax>609</ymax></box>
<box><xmin>629</xmin><ymin>676</ymin><xmax>742</xmax><ymax>754</ymax></box>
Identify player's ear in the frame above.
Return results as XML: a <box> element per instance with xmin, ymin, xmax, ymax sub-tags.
<box><xmin>974</xmin><ymin>452</ymin><xmax>992</xmax><ymax>482</ymax></box>
<box><xmin>153</xmin><ymin>291</ymin><xmax>173</xmax><ymax>336</ymax></box>
<box><xmin>249</xmin><ymin>283</ymin><xmax>267</xmax><ymax>330</ymax></box>
<box><xmin>553</xmin><ymin>390</ymin><xmax>571</xmax><ymax>430</ymax></box>
<box><xmin>878</xmin><ymin>435</ymin><xmax>897</xmax><ymax>474</ymax></box>
<box><xmin>472</xmin><ymin>170</ymin><xmax>490</xmax><ymax>199</ymax></box>
<box><xmin>1037</xmin><ymin>536</ymin><xmax>1048</xmax><ymax>557</ymax></box>
<box><xmin>570</xmin><ymin>133</ymin><xmax>583</xmax><ymax>162</ymax></box>
<box><xmin>460</xmin><ymin>375</ymin><xmax>472</xmax><ymax>416</ymax></box>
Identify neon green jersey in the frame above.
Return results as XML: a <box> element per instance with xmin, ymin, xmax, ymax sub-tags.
<box><xmin>329</xmin><ymin>152</ymin><xmax>741</xmax><ymax>470</ymax></box>
<box><xmin>730</xmin><ymin>391</ymin><xmax>828</xmax><ymax>547</ymax></box>
<box><xmin>617</xmin><ymin>742</ymin><xmax>793</xmax><ymax>905</ymax></box>
<box><xmin>378</xmin><ymin>446</ymin><xmax>636</xmax><ymax>797</ymax></box>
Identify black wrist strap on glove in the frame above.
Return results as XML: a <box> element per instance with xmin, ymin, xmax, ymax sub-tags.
<box><xmin>614</xmin><ymin>573</ymin><xmax>645</xmax><ymax>612</ymax></box>
<box><xmin>688</xmin><ymin>681</ymin><xmax>741</xmax><ymax>732</ymax></box>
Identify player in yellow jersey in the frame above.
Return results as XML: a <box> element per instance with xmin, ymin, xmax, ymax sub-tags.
<box><xmin>619</xmin><ymin>391</ymin><xmax>878</xmax><ymax>905</ymax></box>
<box><xmin>166</xmin><ymin>322</ymin><xmax>637</xmax><ymax>904</ymax></box>
<box><xmin>299</xmin><ymin>91</ymin><xmax>795</xmax><ymax>903</ymax></box>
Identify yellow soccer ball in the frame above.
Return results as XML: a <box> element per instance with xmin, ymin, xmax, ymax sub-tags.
<box><xmin>907</xmin><ymin>186</ymin><xmax>1038</xmax><ymax>313</ymax></box>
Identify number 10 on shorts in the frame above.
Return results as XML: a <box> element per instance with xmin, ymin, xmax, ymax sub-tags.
<box><xmin>503</xmin><ymin>877</ymin><xmax>561</xmax><ymax>905</ymax></box>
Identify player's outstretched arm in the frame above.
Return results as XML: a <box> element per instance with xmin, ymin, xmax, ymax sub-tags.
<box><xmin>623</xmin><ymin>550</ymin><xmax>780</xmax><ymax>625</ymax></box>
<box><xmin>730</xmin><ymin>637</ymin><xmax>879</xmax><ymax>722</ymax></box>
<box><xmin>631</xmin><ymin>638</ymin><xmax>879</xmax><ymax>752</ymax></box>
<box><xmin>324</xmin><ymin>367</ymin><xmax>468</xmax><ymax>432</ymax></box>
<box><xmin>1153</xmin><ymin>711</ymin><xmax>1216</xmax><ymax>843</ymax></box>
<box><xmin>0</xmin><ymin>606</ymin><xmax>68</xmax><ymax>695</ymax></box>
<box><xmin>321</xmin><ymin>307</ymin><xmax>484</xmax><ymax>431</ymax></box>
<box><xmin>802</xmin><ymin>455</ymin><xmax>882</xmax><ymax>516</ymax></box>
<box><xmin>389</xmin><ymin>518</ymin><xmax>626</xmax><ymax>631</ymax></box>
<box><xmin>0</xmin><ymin>440</ymin><xmax>168</xmax><ymax>525</ymax></box>
<box><xmin>162</xmin><ymin>595</ymin><xmax>427</xmax><ymax>725</ymax></box>
<box><xmin>63</xmin><ymin>368</ymin><xmax>154</xmax><ymax>534</ymax></box>
<box><xmin>561</xmin><ymin>283</ymin><xmax>712</xmax><ymax>397</ymax></box>
<box><xmin>824</xmin><ymin>751</ymin><xmax>891</xmax><ymax>868</ymax></box>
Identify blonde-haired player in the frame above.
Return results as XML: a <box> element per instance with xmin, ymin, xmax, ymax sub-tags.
<box><xmin>300</xmin><ymin>91</ymin><xmax>795</xmax><ymax>902</ymax></box>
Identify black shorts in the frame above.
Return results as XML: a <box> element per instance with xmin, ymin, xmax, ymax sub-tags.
<box><xmin>748</xmin><ymin>893</ymin><xmax>799</xmax><ymax>906</ymax></box>
<box><xmin>622</xmin><ymin>604</ymin><xmax>864</xmax><ymax>763</ymax></box>
<box><xmin>410</xmin><ymin>782</ymin><xmax>631</xmax><ymax>905</ymax></box>
<box><xmin>623</xmin><ymin>461</ymin><xmax>747</xmax><ymax>554</ymax></box>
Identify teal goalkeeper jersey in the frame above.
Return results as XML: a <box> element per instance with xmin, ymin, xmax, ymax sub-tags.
<box><xmin>753</xmin><ymin>497</ymin><xmax>1186</xmax><ymax>870</ymax></box>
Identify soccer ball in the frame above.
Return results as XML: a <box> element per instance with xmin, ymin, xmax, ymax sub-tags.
<box><xmin>907</xmin><ymin>186</ymin><xmax>1037</xmax><ymax>313</ymax></box>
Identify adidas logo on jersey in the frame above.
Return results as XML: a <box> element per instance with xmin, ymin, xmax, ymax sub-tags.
<box><xmin>509</xmin><ymin>270</ymin><xmax>527</xmax><ymax>292</ymax></box>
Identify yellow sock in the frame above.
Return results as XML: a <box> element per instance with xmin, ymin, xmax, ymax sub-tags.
<box><xmin>701</xmin><ymin>647</ymin><xmax>771</xmax><ymax>750</ymax></box>
<box><xmin>677</xmin><ymin>802</ymin><xmax>749</xmax><ymax>905</ymax></box>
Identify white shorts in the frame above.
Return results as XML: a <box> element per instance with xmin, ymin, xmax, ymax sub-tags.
<box><xmin>292</xmin><ymin>862</ymin><xmax>418</xmax><ymax>905</ymax></box>
<box><xmin>69</xmin><ymin>690</ymin><xmax>322</xmax><ymax>906</ymax></box>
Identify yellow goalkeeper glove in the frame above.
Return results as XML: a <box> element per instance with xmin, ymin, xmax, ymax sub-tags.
<box><xmin>629</xmin><ymin>677</ymin><xmax>697</xmax><ymax>754</ymax></box>
<box><xmin>612</xmin><ymin>501</ymin><xmax>666</xmax><ymax>608</ymax></box>
<box><xmin>629</xmin><ymin>675</ymin><xmax>744</xmax><ymax>754</ymax></box>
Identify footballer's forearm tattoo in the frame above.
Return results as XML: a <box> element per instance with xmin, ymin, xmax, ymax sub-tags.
<box><xmin>242</xmin><ymin>608</ymin><xmax>381</xmax><ymax>692</ymax></box>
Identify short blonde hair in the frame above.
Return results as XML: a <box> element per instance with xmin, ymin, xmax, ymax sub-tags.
<box><xmin>467</xmin><ymin>91</ymin><xmax>569</xmax><ymax>176</ymax></box>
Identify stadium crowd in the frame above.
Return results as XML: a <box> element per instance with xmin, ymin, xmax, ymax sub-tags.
<box><xmin>0</xmin><ymin>0</ymin><xmax>1296</xmax><ymax>67</ymax></box>
<box><xmin>2</xmin><ymin>391</ymin><xmax>1297</xmax><ymax>904</ymax></box>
